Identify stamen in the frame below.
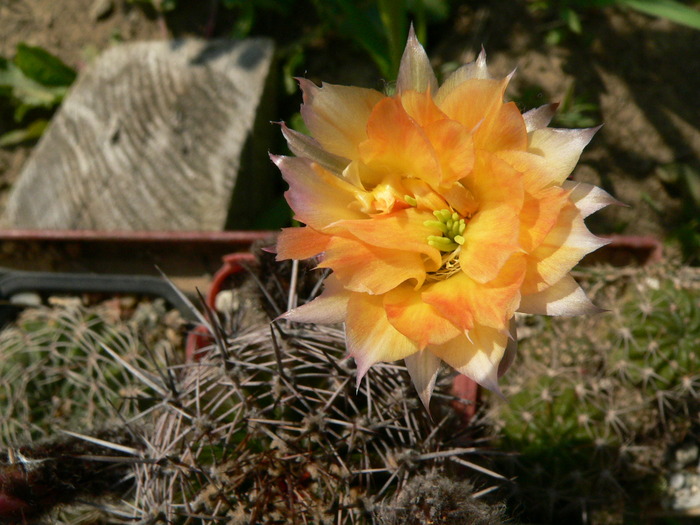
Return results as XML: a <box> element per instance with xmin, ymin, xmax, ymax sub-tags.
<box><xmin>424</xmin><ymin>208</ymin><xmax>467</xmax><ymax>253</ymax></box>
<box><xmin>424</xmin><ymin>208</ymin><xmax>468</xmax><ymax>281</ymax></box>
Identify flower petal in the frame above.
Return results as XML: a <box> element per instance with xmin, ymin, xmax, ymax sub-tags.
<box><xmin>319</xmin><ymin>236</ymin><xmax>427</xmax><ymax>294</ymax></box>
<box><xmin>527</xmin><ymin>126</ymin><xmax>601</xmax><ymax>184</ymax></box>
<box><xmin>300</xmin><ymin>79</ymin><xmax>384</xmax><ymax>160</ymax></box>
<box><xmin>437</xmin><ymin>76</ymin><xmax>510</xmax><ymax>133</ymax></box>
<box><xmin>400</xmin><ymin>89</ymin><xmax>448</xmax><ymax>126</ymax></box>
<box><xmin>404</xmin><ymin>350</ymin><xmax>442</xmax><ymax>411</ymax></box>
<box><xmin>474</xmin><ymin>101</ymin><xmax>528</xmax><ymax>153</ymax></box>
<box><xmin>383</xmin><ymin>284</ymin><xmax>462</xmax><ymax>348</ymax></box>
<box><xmin>276</xmin><ymin>227</ymin><xmax>329</xmax><ymax>261</ymax></box>
<box><xmin>346</xmin><ymin>292</ymin><xmax>420</xmax><ymax>385</ymax></box>
<box><xmin>280</xmin><ymin>122</ymin><xmax>350</xmax><ymax>175</ymax></box>
<box><xmin>522</xmin><ymin>103</ymin><xmax>559</xmax><ymax>132</ymax></box>
<box><xmin>522</xmin><ymin>202</ymin><xmax>610</xmax><ymax>294</ymax></box>
<box><xmin>434</xmin><ymin>49</ymin><xmax>489</xmax><ymax>105</ymax></box>
<box><xmin>359</xmin><ymin>97</ymin><xmax>441</xmax><ymax>187</ymax></box>
<box><xmin>496</xmin><ymin>150</ymin><xmax>560</xmax><ymax>192</ymax></box>
<box><xmin>519</xmin><ymin>274</ymin><xmax>604</xmax><ymax>316</ymax></box>
<box><xmin>281</xmin><ymin>275</ymin><xmax>349</xmax><ymax>324</ymax></box>
<box><xmin>273</xmin><ymin>155</ymin><xmax>365</xmax><ymax>229</ymax></box>
<box><xmin>460</xmin><ymin>154</ymin><xmax>523</xmax><ymax>283</ymax></box>
<box><xmin>423</xmin><ymin>254</ymin><xmax>525</xmax><ymax>332</ymax></box>
<box><xmin>519</xmin><ymin>185</ymin><xmax>571</xmax><ymax>253</ymax></box>
<box><xmin>332</xmin><ymin>208</ymin><xmax>442</xmax><ymax>270</ymax></box>
<box><xmin>396</xmin><ymin>25</ymin><xmax>438</xmax><ymax>95</ymax></box>
<box><xmin>424</xmin><ymin>118</ymin><xmax>475</xmax><ymax>185</ymax></box>
<box><xmin>430</xmin><ymin>325</ymin><xmax>507</xmax><ymax>393</ymax></box>
<box><xmin>563</xmin><ymin>180</ymin><xmax>624</xmax><ymax>218</ymax></box>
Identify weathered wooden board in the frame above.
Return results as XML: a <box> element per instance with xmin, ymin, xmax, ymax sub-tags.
<box><xmin>3</xmin><ymin>38</ymin><xmax>275</xmax><ymax>231</ymax></box>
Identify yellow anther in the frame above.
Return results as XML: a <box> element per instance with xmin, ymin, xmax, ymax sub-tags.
<box><xmin>404</xmin><ymin>195</ymin><xmax>418</xmax><ymax>207</ymax></box>
<box><xmin>426</xmin><ymin>208</ymin><xmax>467</xmax><ymax>253</ymax></box>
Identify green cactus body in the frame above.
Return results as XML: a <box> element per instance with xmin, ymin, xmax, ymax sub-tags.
<box><xmin>486</xmin><ymin>263</ymin><xmax>700</xmax><ymax>523</ymax></box>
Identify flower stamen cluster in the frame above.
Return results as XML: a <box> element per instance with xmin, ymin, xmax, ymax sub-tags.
<box><xmin>425</xmin><ymin>209</ymin><xmax>467</xmax><ymax>252</ymax></box>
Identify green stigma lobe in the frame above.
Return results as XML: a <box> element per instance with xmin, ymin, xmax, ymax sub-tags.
<box><xmin>425</xmin><ymin>208</ymin><xmax>466</xmax><ymax>252</ymax></box>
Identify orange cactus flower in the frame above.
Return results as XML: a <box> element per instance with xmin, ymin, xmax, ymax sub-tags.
<box><xmin>273</xmin><ymin>28</ymin><xmax>618</xmax><ymax>409</ymax></box>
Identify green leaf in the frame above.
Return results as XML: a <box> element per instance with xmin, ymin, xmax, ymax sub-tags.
<box><xmin>0</xmin><ymin>119</ymin><xmax>48</xmax><ymax>147</ymax></box>
<box><xmin>0</xmin><ymin>60</ymin><xmax>68</xmax><ymax>119</ymax></box>
<box><xmin>562</xmin><ymin>7</ymin><xmax>583</xmax><ymax>34</ymax></box>
<box><xmin>14</xmin><ymin>43</ymin><xmax>76</xmax><ymax>87</ymax></box>
<box><xmin>331</xmin><ymin>0</ymin><xmax>392</xmax><ymax>78</ymax></box>
<box><xmin>617</xmin><ymin>0</ymin><xmax>700</xmax><ymax>30</ymax></box>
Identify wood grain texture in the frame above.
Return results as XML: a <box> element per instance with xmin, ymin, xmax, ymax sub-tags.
<box><xmin>3</xmin><ymin>38</ymin><xmax>275</xmax><ymax>231</ymax></box>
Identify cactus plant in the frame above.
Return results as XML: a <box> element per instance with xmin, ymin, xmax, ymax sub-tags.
<box><xmin>0</xmin><ymin>297</ymin><xmax>181</xmax><ymax>523</ymax></box>
<box><xmin>0</xmin><ymin>257</ymin><xmax>507</xmax><ymax>523</ymax></box>
<box><xmin>121</xmin><ymin>256</ymin><xmax>506</xmax><ymax>523</ymax></box>
<box><xmin>484</xmin><ymin>261</ymin><xmax>700</xmax><ymax>523</ymax></box>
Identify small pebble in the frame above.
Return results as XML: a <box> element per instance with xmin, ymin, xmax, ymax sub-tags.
<box><xmin>669</xmin><ymin>473</ymin><xmax>685</xmax><ymax>490</ymax></box>
<box><xmin>674</xmin><ymin>443</ymin><xmax>699</xmax><ymax>469</ymax></box>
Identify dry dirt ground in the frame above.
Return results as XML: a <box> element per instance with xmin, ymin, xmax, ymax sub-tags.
<box><xmin>0</xmin><ymin>0</ymin><xmax>699</xmax><ymax>252</ymax></box>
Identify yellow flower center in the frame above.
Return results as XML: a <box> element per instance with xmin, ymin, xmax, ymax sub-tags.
<box><xmin>424</xmin><ymin>209</ymin><xmax>466</xmax><ymax>252</ymax></box>
<box><xmin>424</xmin><ymin>208</ymin><xmax>466</xmax><ymax>283</ymax></box>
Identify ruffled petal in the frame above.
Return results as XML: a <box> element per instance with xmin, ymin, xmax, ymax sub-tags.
<box><xmin>396</xmin><ymin>25</ymin><xmax>438</xmax><ymax>95</ymax></box>
<box><xmin>434</xmin><ymin>49</ymin><xmax>489</xmax><ymax>105</ymax></box>
<box><xmin>424</xmin><ymin>118</ymin><xmax>475</xmax><ymax>185</ymax></box>
<box><xmin>519</xmin><ymin>185</ymin><xmax>571</xmax><ymax>253</ymax></box>
<box><xmin>496</xmin><ymin>150</ymin><xmax>560</xmax><ymax>193</ymax></box>
<box><xmin>460</xmin><ymin>154</ymin><xmax>523</xmax><ymax>283</ymax></box>
<box><xmin>400</xmin><ymin>89</ymin><xmax>448</xmax><ymax>126</ymax></box>
<box><xmin>423</xmin><ymin>254</ymin><xmax>525</xmax><ymax>332</ymax></box>
<box><xmin>563</xmin><ymin>180</ymin><xmax>624</xmax><ymax>218</ymax></box>
<box><xmin>280</xmin><ymin>275</ymin><xmax>349</xmax><ymax>324</ymax></box>
<box><xmin>383</xmin><ymin>284</ymin><xmax>462</xmax><ymax>348</ymax></box>
<box><xmin>522</xmin><ymin>103</ymin><xmax>559</xmax><ymax>132</ymax></box>
<box><xmin>273</xmin><ymin>155</ymin><xmax>365</xmax><ymax>229</ymax></box>
<box><xmin>300</xmin><ymin>79</ymin><xmax>384</xmax><ymax>160</ymax></box>
<box><xmin>359</xmin><ymin>97</ymin><xmax>441</xmax><ymax>187</ymax></box>
<box><xmin>474</xmin><ymin>101</ymin><xmax>528</xmax><ymax>153</ymax></box>
<box><xmin>280</xmin><ymin>122</ymin><xmax>350</xmax><ymax>175</ymax></box>
<box><xmin>402</xmin><ymin>178</ymin><xmax>451</xmax><ymax>211</ymax></box>
<box><xmin>522</xmin><ymin>202</ymin><xmax>610</xmax><ymax>294</ymax></box>
<box><xmin>440</xmin><ymin>181</ymin><xmax>479</xmax><ymax>217</ymax></box>
<box><xmin>519</xmin><ymin>274</ymin><xmax>604</xmax><ymax>316</ymax></box>
<box><xmin>404</xmin><ymin>350</ymin><xmax>442</xmax><ymax>411</ymax></box>
<box><xmin>331</xmin><ymin>208</ymin><xmax>443</xmax><ymax>271</ymax></box>
<box><xmin>437</xmin><ymin>77</ymin><xmax>510</xmax><ymax>133</ymax></box>
<box><xmin>346</xmin><ymin>292</ymin><xmax>420</xmax><ymax>385</ymax></box>
<box><xmin>276</xmin><ymin>227</ymin><xmax>329</xmax><ymax>261</ymax></box>
<box><xmin>527</xmin><ymin>126</ymin><xmax>601</xmax><ymax>184</ymax></box>
<box><xmin>430</xmin><ymin>325</ymin><xmax>507</xmax><ymax>393</ymax></box>
<box><xmin>319</xmin><ymin>236</ymin><xmax>427</xmax><ymax>294</ymax></box>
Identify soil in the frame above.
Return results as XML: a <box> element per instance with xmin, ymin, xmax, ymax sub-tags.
<box><xmin>0</xmin><ymin>0</ymin><xmax>699</xmax><ymax>255</ymax></box>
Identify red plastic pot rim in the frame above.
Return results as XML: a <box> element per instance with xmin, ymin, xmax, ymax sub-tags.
<box><xmin>0</xmin><ymin>228</ymin><xmax>276</xmax><ymax>243</ymax></box>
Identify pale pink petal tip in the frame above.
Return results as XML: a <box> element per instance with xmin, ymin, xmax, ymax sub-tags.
<box><xmin>518</xmin><ymin>275</ymin><xmax>605</xmax><ymax>317</ymax></box>
<box><xmin>354</xmin><ymin>355</ymin><xmax>374</xmax><ymax>391</ymax></box>
<box><xmin>459</xmin><ymin>352</ymin><xmax>503</xmax><ymax>398</ymax></box>
<box><xmin>404</xmin><ymin>350</ymin><xmax>442</xmax><ymax>412</ymax></box>
<box><xmin>563</xmin><ymin>181</ymin><xmax>626</xmax><ymax>218</ymax></box>
<box><xmin>280</xmin><ymin>122</ymin><xmax>350</xmax><ymax>174</ymax></box>
<box><xmin>479</xmin><ymin>369</ymin><xmax>505</xmax><ymax>400</ymax></box>
<box><xmin>523</xmin><ymin>103</ymin><xmax>559</xmax><ymax>132</ymax></box>
<box><xmin>396</xmin><ymin>23</ymin><xmax>438</xmax><ymax>95</ymax></box>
